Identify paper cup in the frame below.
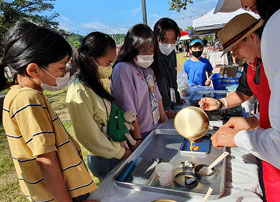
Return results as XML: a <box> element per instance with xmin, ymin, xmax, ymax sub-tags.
<box><xmin>155</xmin><ymin>162</ymin><xmax>174</xmax><ymax>186</ymax></box>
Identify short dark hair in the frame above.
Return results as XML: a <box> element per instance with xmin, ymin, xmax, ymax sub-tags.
<box><xmin>203</xmin><ymin>39</ymin><xmax>208</xmax><ymax>47</ymax></box>
<box><xmin>75</xmin><ymin>32</ymin><xmax>116</xmax><ymax>102</ymax></box>
<box><xmin>153</xmin><ymin>18</ymin><xmax>180</xmax><ymax>41</ymax></box>
<box><xmin>0</xmin><ymin>21</ymin><xmax>72</xmax><ymax>90</ymax></box>
<box><xmin>256</xmin><ymin>0</ymin><xmax>280</xmax><ymax>21</ymax></box>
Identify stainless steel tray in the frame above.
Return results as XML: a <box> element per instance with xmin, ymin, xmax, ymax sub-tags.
<box><xmin>113</xmin><ymin>129</ymin><xmax>226</xmax><ymax>200</ymax></box>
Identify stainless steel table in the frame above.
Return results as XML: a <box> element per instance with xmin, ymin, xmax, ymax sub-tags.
<box><xmin>90</xmin><ymin>119</ymin><xmax>263</xmax><ymax>202</ymax></box>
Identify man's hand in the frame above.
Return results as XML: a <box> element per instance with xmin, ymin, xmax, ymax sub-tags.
<box><xmin>199</xmin><ymin>97</ymin><xmax>220</xmax><ymax>111</ymax></box>
<box><xmin>211</xmin><ymin>127</ymin><xmax>240</xmax><ymax>148</ymax></box>
<box><xmin>221</xmin><ymin>116</ymin><xmax>259</xmax><ymax>130</ymax></box>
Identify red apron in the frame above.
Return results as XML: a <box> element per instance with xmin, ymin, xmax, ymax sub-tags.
<box><xmin>247</xmin><ymin>58</ymin><xmax>280</xmax><ymax>202</ymax></box>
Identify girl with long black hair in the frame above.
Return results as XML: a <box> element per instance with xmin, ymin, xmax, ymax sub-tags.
<box><xmin>66</xmin><ymin>32</ymin><xmax>131</xmax><ymax>181</ymax></box>
<box><xmin>111</xmin><ymin>24</ymin><xmax>167</xmax><ymax>149</ymax></box>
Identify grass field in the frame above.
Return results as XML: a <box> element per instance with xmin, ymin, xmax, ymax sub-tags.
<box><xmin>176</xmin><ymin>52</ymin><xmax>187</xmax><ymax>73</ymax></box>
<box><xmin>0</xmin><ymin>125</ymin><xmax>27</xmax><ymax>202</ymax></box>
<box><xmin>0</xmin><ymin>53</ymin><xmax>184</xmax><ymax>201</ymax></box>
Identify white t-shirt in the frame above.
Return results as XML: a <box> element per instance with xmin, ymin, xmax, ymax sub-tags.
<box><xmin>234</xmin><ymin>9</ymin><xmax>280</xmax><ymax>169</ymax></box>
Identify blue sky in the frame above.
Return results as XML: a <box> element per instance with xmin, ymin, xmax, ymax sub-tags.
<box><xmin>52</xmin><ymin>0</ymin><xmax>219</xmax><ymax>35</ymax></box>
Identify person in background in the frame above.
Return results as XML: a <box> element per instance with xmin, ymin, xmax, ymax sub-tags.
<box><xmin>66</xmin><ymin>32</ymin><xmax>130</xmax><ymax>181</ymax></box>
<box><xmin>184</xmin><ymin>41</ymin><xmax>190</xmax><ymax>57</ymax></box>
<box><xmin>178</xmin><ymin>43</ymin><xmax>183</xmax><ymax>52</ymax></box>
<box><xmin>153</xmin><ymin>17</ymin><xmax>184</xmax><ymax>119</ymax></box>
<box><xmin>111</xmin><ymin>24</ymin><xmax>167</xmax><ymax>148</ymax></box>
<box><xmin>213</xmin><ymin>1</ymin><xmax>280</xmax><ymax>201</ymax></box>
<box><xmin>183</xmin><ymin>39</ymin><xmax>213</xmax><ymax>86</ymax></box>
<box><xmin>1</xmin><ymin>21</ymin><xmax>98</xmax><ymax>202</ymax></box>
<box><xmin>202</xmin><ymin>39</ymin><xmax>209</xmax><ymax>58</ymax></box>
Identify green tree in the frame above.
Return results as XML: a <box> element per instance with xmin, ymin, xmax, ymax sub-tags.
<box><xmin>66</xmin><ymin>32</ymin><xmax>83</xmax><ymax>49</ymax></box>
<box><xmin>169</xmin><ymin>0</ymin><xmax>193</xmax><ymax>12</ymax></box>
<box><xmin>187</xmin><ymin>26</ymin><xmax>193</xmax><ymax>30</ymax></box>
<box><xmin>0</xmin><ymin>0</ymin><xmax>59</xmax><ymax>56</ymax></box>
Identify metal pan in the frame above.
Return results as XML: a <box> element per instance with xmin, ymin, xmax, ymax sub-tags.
<box><xmin>174</xmin><ymin>107</ymin><xmax>209</xmax><ymax>141</ymax></box>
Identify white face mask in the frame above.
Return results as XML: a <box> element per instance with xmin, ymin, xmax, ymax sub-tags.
<box><xmin>97</xmin><ymin>66</ymin><xmax>112</xmax><ymax>79</ymax></box>
<box><xmin>134</xmin><ymin>55</ymin><xmax>154</xmax><ymax>68</ymax></box>
<box><xmin>159</xmin><ymin>43</ymin><xmax>176</xmax><ymax>56</ymax></box>
<box><xmin>40</xmin><ymin>69</ymin><xmax>70</xmax><ymax>91</ymax></box>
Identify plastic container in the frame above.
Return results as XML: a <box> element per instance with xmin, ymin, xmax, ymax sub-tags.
<box><xmin>155</xmin><ymin>162</ymin><xmax>174</xmax><ymax>186</ymax></box>
<box><xmin>211</xmin><ymin>73</ymin><xmax>239</xmax><ymax>90</ymax></box>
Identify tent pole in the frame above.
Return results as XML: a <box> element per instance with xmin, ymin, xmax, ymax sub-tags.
<box><xmin>141</xmin><ymin>0</ymin><xmax>147</xmax><ymax>25</ymax></box>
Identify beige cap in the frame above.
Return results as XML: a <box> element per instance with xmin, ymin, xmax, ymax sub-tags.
<box><xmin>217</xmin><ymin>13</ymin><xmax>264</xmax><ymax>56</ymax></box>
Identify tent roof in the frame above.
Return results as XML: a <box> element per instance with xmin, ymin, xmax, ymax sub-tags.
<box><xmin>179</xmin><ymin>35</ymin><xmax>191</xmax><ymax>41</ymax></box>
<box><xmin>180</xmin><ymin>31</ymin><xmax>189</xmax><ymax>36</ymax></box>
<box><xmin>192</xmin><ymin>8</ymin><xmax>259</xmax><ymax>35</ymax></box>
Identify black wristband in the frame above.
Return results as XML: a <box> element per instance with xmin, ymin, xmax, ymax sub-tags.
<box><xmin>217</xmin><ymin>99</ymin><xmax>223</xmax><ymax>109</ymax></box>
<box><xmin>134</xmin><ymin>138</ymin><xmax>142</xmax><ymax>141</ymax></box>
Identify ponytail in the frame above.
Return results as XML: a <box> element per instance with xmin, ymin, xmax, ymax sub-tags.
<box><xmin>0</xmin><ymin>61</ymin><xmax>8</xmax><ymax>91</ymax></box>
<box><xmin>74</xmin><ymin>32</ymin><xmax>115</xmax><ymax>102</ymax></box>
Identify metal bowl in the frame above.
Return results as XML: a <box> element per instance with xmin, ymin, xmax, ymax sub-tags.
<box><xmin>174</xmin><ymin>107</ymin><xmax>209</xmax><ymax>141</ymax></box>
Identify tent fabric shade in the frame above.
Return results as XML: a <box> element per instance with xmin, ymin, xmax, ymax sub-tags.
<box><xmin>179</xmin><ymin>35</ymin><xmax>191</xmax><ymax>41</ymax></box>
<box><xmin>192</xmin><ymin>8</ymin><xmax>260</xmax><ymax>35</ymax></box>
<box><xmin>180</xmin><ymin>31</ymin><xmax>189</xmax><ymax>36</ymax></box>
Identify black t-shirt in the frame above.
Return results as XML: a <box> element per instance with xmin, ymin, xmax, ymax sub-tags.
<box><xmin>236</xmin><ymin>59</ymin><xmax>261</xmax><ymax>96</ymax></box>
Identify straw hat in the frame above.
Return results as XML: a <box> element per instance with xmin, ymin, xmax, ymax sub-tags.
<box><xmin>214</xmin><ymin>0</ymin><xmax>241</xmax><ymax>14</ymax></box>
<box><xmin>217</xmin><ymin>13</ymin><xmax>264</xmax><ymax>56</ymax></box>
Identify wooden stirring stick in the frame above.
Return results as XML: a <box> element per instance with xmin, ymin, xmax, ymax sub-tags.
<box><xmin>203</xmin><ymin>187</ymin><xmax>213</xmax><ymax>202</ymax></box>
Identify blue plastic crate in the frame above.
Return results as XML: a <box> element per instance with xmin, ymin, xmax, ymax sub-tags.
<box><xmin>211</xmin><ymin>73</ymin><xmax>239</xmax><ymax>90</ymax></box>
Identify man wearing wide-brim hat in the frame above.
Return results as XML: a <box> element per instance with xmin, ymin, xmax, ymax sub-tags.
<box><xmin>201</xmin><ymin>12</ymin><xmax>280</xmax><ymax>202</ymax></box>
<box><xmin>200</xmin><ymin>13</ymin><xmax>264</xmax><ymax>111</ymax></box>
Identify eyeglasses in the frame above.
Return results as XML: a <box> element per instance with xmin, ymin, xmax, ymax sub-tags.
<box><xmin>46</xmin><ymin>67</ymin><xmax>67</xmax><ymax>75</ymax></box>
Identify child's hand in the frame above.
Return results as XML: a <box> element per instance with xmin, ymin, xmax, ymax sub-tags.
<box><xmin>165</xmin><ymin>109</ymin><xmax>175</xmax><ymax>119</ymax></box>
<box><xmin>129</xmin><ymin>140</ymin><xmax>142</xmax><ymax>152</ymax></box>
<box><xmin>176</xmin><ymin>98</ymin><xmax>185</xmax><ymax>105</ymax></box>
<box><xmin>120</xmin><ymin>142</ymin><xmax>131</xmax><ymax>159</ymax></box>
<box><xmin>205</xmin><ymin>78</ymin><xmax>211</xmax><ymax>86</ymax></box>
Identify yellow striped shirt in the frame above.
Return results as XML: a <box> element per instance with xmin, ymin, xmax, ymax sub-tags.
<box><xmin>2</xmin><ymin>85</ymin><xmax>96</xmax><ymax>202</ymax></box>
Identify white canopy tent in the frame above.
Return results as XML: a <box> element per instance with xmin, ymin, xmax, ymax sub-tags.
<box><xmin>179</xmin><ymin>35</ymin><xmax>191</xmax><ymax>41</ymax></box>
<box><xmin>192</xmin><ymin>8</ymin><xmax>259</xmax><ymax>35</ymax></box>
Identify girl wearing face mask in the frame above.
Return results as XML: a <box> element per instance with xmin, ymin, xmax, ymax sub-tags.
<box><xmin>183</xmin><ymin>39</ymin><xmax>213</xmax><ymax>86</ymax></box>
<box><xmin>153</xmin><ymin>18</ymin><xmax>185</xmax><ymax>119</ymax></box>
<box><xmin>111</xmin><ymin>24</ymin><xmax>167</xmax><ymax>150</ymax></box>
<box><xmin>66</xmin><ymin>32</ymin><xmax>131</xmax><ymax>181</ymax></box>
<box><xmin>1</xmin><ymin>22</ymin><xmax>99</xmax><ymax>202</ymax></box>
